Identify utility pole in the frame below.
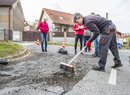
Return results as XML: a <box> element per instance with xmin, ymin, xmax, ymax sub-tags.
<box><xmin>106</xmin><ymin>12</ymin><xmax>108</xmax><ymax>19</ymax></box>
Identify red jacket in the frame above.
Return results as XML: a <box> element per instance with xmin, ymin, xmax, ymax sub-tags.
<box><xmin>38</xmin><ymin>21</ymin><xmax>49</xmax><ymax>33</ymax></box>
<box><xmin>72</xmin><ymin>24</ymin><xmax>86</xmax><ymax>35</ymax></box>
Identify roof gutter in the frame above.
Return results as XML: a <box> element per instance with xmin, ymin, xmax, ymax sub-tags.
<box><xmin>0</xmin><ymin>5</ymin><xmax>12</xmax><ymax>7</ymax></box>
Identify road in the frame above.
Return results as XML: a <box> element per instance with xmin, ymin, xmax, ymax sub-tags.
<box><xmin>0</xmin><ymin>42</ymin><xmax>130</xmax><ymax>95</ymax></box>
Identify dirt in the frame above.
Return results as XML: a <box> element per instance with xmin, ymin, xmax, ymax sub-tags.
<box><xmin>0</xmin><ymin>51</ymin><xmax>98</xmax><ymax>94</ymax></box>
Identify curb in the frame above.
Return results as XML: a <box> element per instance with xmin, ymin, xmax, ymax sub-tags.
<box><xmin>0</xmin><ymin>46</ymin><xmax>30</xmax><ymax>63</ymax></box>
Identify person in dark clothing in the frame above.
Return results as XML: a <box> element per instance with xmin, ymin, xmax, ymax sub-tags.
<box><xmin>73</xmin><ymin>13</ymin><xmax>122</xmax><ymax>72</ymax></box>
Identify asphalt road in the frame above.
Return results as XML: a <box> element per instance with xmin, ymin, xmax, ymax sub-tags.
<box><xmin>0</xmin><ymin>42</ymin><xmax>130</xmax><ymax>95</ymax></box>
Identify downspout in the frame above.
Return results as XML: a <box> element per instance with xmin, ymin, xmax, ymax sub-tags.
<box><xmin>8</xmin><ymin>7</ymin><xmax>11</xmax><ymax>40</ymax></box>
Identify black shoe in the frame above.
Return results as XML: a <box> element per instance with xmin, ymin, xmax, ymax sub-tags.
<box><xmin>92</xmin><ymin>66</ymin><xmax>105</xmax><ymax>72</ymax></box>
<box><xmin>111</xmin><ymin>63</ymin><xmax>123</xmax><ymax>69</ymax></box>
<box><xmin>45</xmin><ymin>49</ymin><xmax>47</xmax><ymax>52</ymax></box>
<box><xmin>42</xmin><ymin>49</ymin><xmax>44</xmax><ymax>52</ymax></box>
<box><xmin>92</xmin><ymin>54</ymin><xmax>98</xmax><ymax>58</ymax></box>
<box><xmin>0</xmin><ymin>61</ymin><xmax>8</xmax><ymax>65</ymax></box>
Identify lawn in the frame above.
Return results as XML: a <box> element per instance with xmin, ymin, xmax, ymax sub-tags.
<box><xmin>0</xmin><ymin>42</ymin><xmax>23</xmax><ymax>58</ymax></box>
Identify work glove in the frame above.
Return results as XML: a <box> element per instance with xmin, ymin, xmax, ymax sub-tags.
<box><xmin>86</xmin><ymin>41</ymin><xmax>91</xmax><ymax>47</ymax></box>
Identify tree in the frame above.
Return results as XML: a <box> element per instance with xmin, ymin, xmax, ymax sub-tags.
<box><xmin>31</xmin><ymin>19</ymin><xmax>39</xmax><ymax>30</ymax></box>
<box><xmin>128</xmin><ymin>37</ymin><xmax>130</xmax><ymax>47</ymax></box>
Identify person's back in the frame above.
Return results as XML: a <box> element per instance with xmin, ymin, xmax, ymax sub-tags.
<box><xmin>84</xmin><ymin>15</ymin><xmax>112</xmax><ymax>32</ymax></box>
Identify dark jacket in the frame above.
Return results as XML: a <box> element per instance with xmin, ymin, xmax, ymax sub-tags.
<box><xmin>83</xmin><ymin>15</ymin><xmax>116</xmax><ymax>42</ymax></box>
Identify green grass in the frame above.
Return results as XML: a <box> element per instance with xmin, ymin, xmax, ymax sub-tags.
<box><xmin>0</xmin><ymin>42</ymin><xmax>23</xmax><ymax>58</ymax></box>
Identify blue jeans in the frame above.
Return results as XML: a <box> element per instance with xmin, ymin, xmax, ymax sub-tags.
<box><xmin>40</xmin><ymin>32</ymin><xmax>48</xmax><ymax>50</ymax></box>
<box><xmin>94</xmin><ymin>35</ymin><xmax>100</xmax><ymax>56</ymax></box>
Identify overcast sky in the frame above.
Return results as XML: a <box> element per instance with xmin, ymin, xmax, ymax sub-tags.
<box><xmin>21</xmin><ymin>0</ymin><xmax>130</xmax><ymax>33</ymax></box>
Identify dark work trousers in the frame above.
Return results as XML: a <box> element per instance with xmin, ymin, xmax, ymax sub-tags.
<box><xmin>98</xmin><ymin>31</ymin><xmax>121</xmax><ymax>68</ymax></box>
<box><xmin>75</xmin><ymin>34</ymin><xmax>83</xmax><ymax>52</ymax></box>
<box><xmin>84</xmin><ymin>36</ymin><xmax>91</xmax><ymax>52</ymax></box>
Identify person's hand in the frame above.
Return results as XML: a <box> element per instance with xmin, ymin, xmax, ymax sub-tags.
<box><xmin>78</xmin><ymin>25</ymin><xmax>84</xmax><ymax>29</ymax></box>
<box><xmin>86</xmin><ymin>41</ymin><xmax>91</xmax><ymax>47</ymax></box>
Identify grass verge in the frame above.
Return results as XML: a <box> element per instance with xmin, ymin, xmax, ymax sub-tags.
<box><xmin>0</xmin><ymin>42</ymin><xmax>23</xmax><ymax>58</ymax></box>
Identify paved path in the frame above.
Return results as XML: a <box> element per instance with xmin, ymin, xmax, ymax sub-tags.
<box><xmin>65</xmin><ymin>50</ymin><xmax>130</xmax><ymax>95</ymax></box>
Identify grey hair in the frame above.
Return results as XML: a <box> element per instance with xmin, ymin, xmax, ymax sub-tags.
<box><xmin>73</xmin><ymin>12</ymin><xmax>83</xmax><ymax>23</ymax></box>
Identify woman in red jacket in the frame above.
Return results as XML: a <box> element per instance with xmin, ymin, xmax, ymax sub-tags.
<box><xmin>38</xmin><ymin>18</ymin><xmax>49</xmax><ymax>52</ymax></box>
<box><xmin>72</xmin><ymin>23</ymin><xmax>86</xmax><ymax>54</ymax></box>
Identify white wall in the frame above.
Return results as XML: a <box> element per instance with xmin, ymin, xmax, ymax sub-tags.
<box><xmin>13</xmin><ymin>31</ymin><xmax>22</xmax><ymax>42</ymax></box>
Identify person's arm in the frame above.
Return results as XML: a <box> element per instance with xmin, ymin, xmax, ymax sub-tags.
<box><xmin>86</xmin><ymin>22</ymin><xmax>100</xmax><ymax>42</ymax></box>
<box><xmin>72</xmin><ymin>24</ymin><xmax>79</xmax><ymax>31</ymax></box>
<box><xmin>46</xmin><ymin>23</ymin><xmax>49</xmax><ymax>32</ymax></box>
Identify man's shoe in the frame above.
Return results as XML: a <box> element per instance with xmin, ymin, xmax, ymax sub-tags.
<box><xmin>45</xmin><ymin>49</ymin><xmax>47</xmax><ymax>52</ymax></box>
<box><xmin>42</xmin><ymin>49</ymin><xmax>44</xmax><ymax>52</ymax></box>
<box><xmin>92</xmin><ymin>66</ymin><xmax>105</xmax><ymax>72</ymax></box>
<box><xmin>111</xmin><ymin>63</ymin><xmax>123</xmax><ymax>69</ymax></box>
<box><xmin>92</xmin><ymin>54</ymin><xmax>98</xmax><ymax>58</ymax></box>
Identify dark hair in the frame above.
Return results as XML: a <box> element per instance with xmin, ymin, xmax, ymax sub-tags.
<box><xmin>73</xmin><ymin>12</ymin><xmax>83</xmax><ymax>23</ymax></box>
<box><xmin>90</xmin><ymin>12</ymin><xmax>95</xmax><ymax>15</ymax></box>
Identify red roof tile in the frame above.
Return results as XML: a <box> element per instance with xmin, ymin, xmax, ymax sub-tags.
<box><xmin>43</xmin><ymin>8</ymin><xmax>74</xmax><ymax>25</ymax></box>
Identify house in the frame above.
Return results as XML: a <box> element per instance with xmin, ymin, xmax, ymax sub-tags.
<box><xmin>0</xmin><ymin>0</ymin><xmax>24</xmax><ymax>41</ymax></box>
<box><xmin>39</xmin><ymin>8</ymin><xmax>74</xmax><ymax>43</ymax></box>
<box><xmin>24</xmin><ymin>21</ymin><xmax>35</xmax><ymax>31</ymax></box>
<box><xmin>39</xmin><ymin>8</ymin><xmax>124</xmax><ymax>44</ymax></box>
<box><xmin>122</xmin><ymin>33</ymin><xmax>130</xmax><ymax>47</ymax></box>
